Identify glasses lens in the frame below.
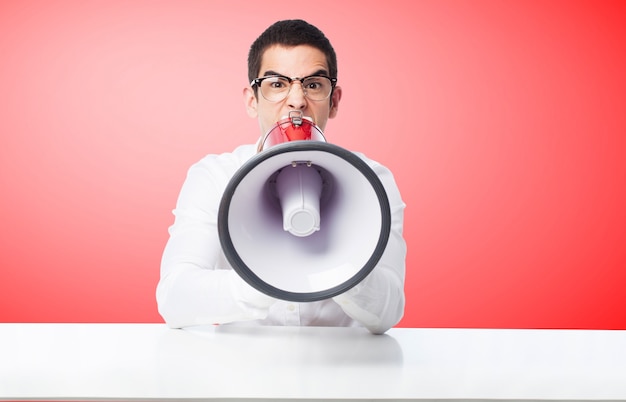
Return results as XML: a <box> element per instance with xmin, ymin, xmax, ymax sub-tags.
<box><xmin>259</xmin><ymin>76</ymin><xmax>291</xmax><ymax>102</ymax></box>
<box><xmin>302</xmin><ymin>76</ymin><xmax>333</xmax><ymax>101</ymax></box>
<box><xmin>259</xmin><ymin>76</ymin><xmax>333</xmax><ymax>102</ymax></box>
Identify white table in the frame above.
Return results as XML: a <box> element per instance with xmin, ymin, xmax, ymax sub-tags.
<box><xmin>1</xmin><ymin>323</ymin><xmax>625</xmax><ymax>401</ymax></box>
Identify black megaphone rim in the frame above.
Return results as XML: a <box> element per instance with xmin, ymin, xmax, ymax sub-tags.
<box><xmin>218</xmin><ymin>141</ymin><xmax>391</xmax><ymax>302</ymax></box>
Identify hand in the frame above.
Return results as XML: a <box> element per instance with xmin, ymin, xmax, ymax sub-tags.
<box><xmin>230</xmin><ymin>273</ymin><xmax>275</xmax><ymax>310</ymax></box>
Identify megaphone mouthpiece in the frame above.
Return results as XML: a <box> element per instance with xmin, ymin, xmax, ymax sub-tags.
<box><xmin>288</xmin><ymin>110</ymin><xmax>304</xmax><ymax>126</ymax></box>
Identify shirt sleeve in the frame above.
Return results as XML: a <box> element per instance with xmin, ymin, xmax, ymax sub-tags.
<box><xmin>333</xmin><ymin>155</ymin><xmax>407</xmax><ymax>334</ymax></box>
<box><xmin>156</xmin><ymin>146</ymin><xmax>274</xmax><ymax>328</ymax></box>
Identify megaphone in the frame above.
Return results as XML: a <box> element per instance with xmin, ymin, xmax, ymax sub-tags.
<box><xmin>218</xmin><ymin>112</ymin><xmax>391</xmax><ymax>302</ymax></box>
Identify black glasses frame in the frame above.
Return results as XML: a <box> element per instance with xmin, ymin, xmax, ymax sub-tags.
<box><xmin>251</xmin><ymin>74</ymin><xmax>338</xmax><ymax>87</ymax></box>
<box><xmin>250</xmin><ymin>74</ymin><xmax>338</xmax><ymax>101</ymax></box>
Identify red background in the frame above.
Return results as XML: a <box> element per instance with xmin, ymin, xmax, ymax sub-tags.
<box><xmin>1</xmin><ymin>0</ymin><xmax>625</xmax><ymax>328</ymax></box>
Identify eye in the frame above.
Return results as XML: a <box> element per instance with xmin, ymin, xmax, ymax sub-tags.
<box><xmin>304</xmin><ymin>79</ymin><xmax>322</xmax><ymax>90</ymax></box>
<box><xmin>265</xmin><ymin>77</ymin><xmax>289</xmax><ymax>89</ymax></box>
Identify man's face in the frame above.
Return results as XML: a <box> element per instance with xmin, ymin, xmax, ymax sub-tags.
<box><xmin>244</xmin><ymin>44</ymin><xmax>342</xmax><ymax>139</ymax></box>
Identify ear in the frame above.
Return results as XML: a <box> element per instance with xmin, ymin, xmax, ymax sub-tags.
<box><xmin>328</xmin><ymin>85</ymin><xmax>342</xmax><ymax>119</ymax></box>
<box><xmin>243</xmin><ymin>87</ymin><xmax>258</xmax><ymax>118</ymax></box>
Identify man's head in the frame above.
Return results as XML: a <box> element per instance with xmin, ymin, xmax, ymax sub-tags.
<box><xmin>244</xmin><ymin>20</ymin><xmax>342</xmax><ymax>139</ymax></box>
<box><xmin>247</xmin><ymin>19</ymin><xmax>338</xmax><ymax>86</ymax></box>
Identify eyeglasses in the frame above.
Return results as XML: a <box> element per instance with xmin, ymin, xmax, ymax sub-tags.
<box><xmin>251</xmin><ymin>74</ymin><xmax>337</xmax><ymax>102</ymax></box>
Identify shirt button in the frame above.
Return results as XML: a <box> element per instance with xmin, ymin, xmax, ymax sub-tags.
<box><xmin>287</xmin><ymin>304</ymin><xmax>296</xmax><ymax>311</ymax></box>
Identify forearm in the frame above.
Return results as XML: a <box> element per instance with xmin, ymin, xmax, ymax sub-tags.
<box><xmin>333</xmin><ymin>231</ymin><xmax>406</xmax><ymax>334</ymax></box>
<box><xmin>156</xmin><ymin>263</ymin><xmax>271</xmax><ymax>328</ymax></box>
<box><xmin>157</xmin><ymin>212</ymin><xmax>275</xmax><ymax>328</ymax></box>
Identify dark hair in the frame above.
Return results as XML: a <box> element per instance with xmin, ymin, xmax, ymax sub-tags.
<box><xmin>247</xmin><ymin>19</ymin><xmax>338</xmax><ymax>86</ymax></box>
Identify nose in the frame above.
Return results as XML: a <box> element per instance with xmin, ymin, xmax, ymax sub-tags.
<box><xmin>286</xmin><ymin>80</ymin><xmax>307</xmax><ymax>110</ymax></box>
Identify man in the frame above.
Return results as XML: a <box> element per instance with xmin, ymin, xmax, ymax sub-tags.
<box><xmin>156</xmin><ymin>19</ymin><xmax>406</xmax><ymax>334</ymax></box>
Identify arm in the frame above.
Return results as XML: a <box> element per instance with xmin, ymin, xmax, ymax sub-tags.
<box><xmin>156</xmin><ymin>146</ymin><xmax>274</xmax><ymax>328</ymax></box>
<box><xmin>333</xmin><ymin>157</ymin><xmax>407</xmax><ymax>334</ymax></box>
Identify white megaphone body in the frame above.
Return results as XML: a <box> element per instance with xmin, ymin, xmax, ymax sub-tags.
<box><xmin>218</xmin><ymin>111</ymin><xmax>391</xmax><ymax>302</ymax></box>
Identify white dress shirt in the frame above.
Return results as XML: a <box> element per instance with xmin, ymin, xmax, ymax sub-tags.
<box><xmin>156</xmin><ymin>143</ymin><xmax>406</xmax><ymax>334</ymax></box>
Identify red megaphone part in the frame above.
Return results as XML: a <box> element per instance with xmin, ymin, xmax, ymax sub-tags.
<box><xmin>258</xmin><ymin>111</ymin><xmax>326</xmax><ymax>152</ymax></box>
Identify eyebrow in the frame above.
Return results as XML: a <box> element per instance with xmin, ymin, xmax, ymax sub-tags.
<box><xmin>262</xmin><ymin>69</ymin><xmax>330</xmax><ymax>78</ymax></box>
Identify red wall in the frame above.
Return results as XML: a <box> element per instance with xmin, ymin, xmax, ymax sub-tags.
<box><xmin>1</xmin><ymin>0</ymin><xmax>625</xmax><ymax>329</ymax></box>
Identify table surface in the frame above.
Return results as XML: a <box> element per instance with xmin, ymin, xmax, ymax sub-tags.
<box><xmin>1</xmin><ymin>323</ymin><xmax>625</xmax><ymax>401</ymax></box>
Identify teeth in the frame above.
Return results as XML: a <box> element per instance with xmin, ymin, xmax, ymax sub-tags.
<box><xmin>280</xmin><ymin>115</ymin><xmax>313</xmax><ymax>122</ymax></box>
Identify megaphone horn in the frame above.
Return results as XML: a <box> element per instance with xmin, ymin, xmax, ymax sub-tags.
<box><xmin>218</xmin><ymin>131</ymin><xmax>391</xmax><ymax>302</ymax></box>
